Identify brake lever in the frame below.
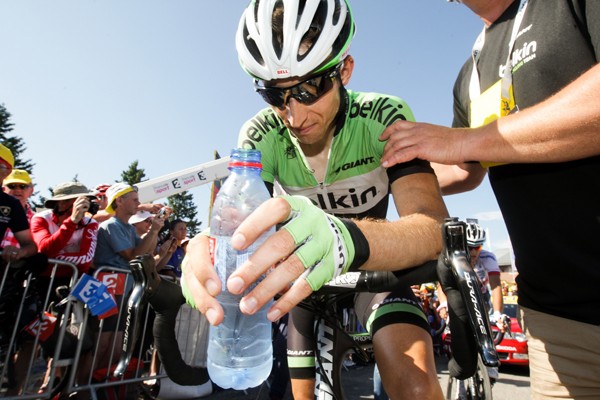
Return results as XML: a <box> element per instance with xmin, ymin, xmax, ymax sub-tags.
<box><xmin>114</xmin><ymin>254</ymin><xmax>159</xmax><ymax>377</ymax></box>
<box><xmin>443</xmin><ymin>219</ymin><xmax>499</xmax><ymax>368</ymax></box>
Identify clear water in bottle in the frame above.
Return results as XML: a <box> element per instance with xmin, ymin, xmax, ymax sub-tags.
<box><xmin>206</xmin><ymin>148</ymin><xmax>274</xmax><ymax>390</ymax></box>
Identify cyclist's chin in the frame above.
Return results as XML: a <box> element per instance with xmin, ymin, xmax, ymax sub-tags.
<box><xmin>290</xmin><ymin>127</ymin><xmax>325</xmax><ymax>145</ymax></box>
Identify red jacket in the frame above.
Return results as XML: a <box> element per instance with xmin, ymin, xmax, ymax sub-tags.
<box><xmin>31</xmin><ymin>210</ymin><xmax>98</xmax><ymax>277</ymax></box>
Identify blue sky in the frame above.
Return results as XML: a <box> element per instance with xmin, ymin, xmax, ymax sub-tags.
<box><xmin>0</xmin><ymin>1</ymin><xmax>512</xmax><ymax>253</ymax></box>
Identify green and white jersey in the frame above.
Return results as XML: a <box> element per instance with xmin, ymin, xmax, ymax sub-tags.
<box><xmin>238</xmin><ymin>90</ymin><xmax>434</xmax><ymax>219</ymax></box>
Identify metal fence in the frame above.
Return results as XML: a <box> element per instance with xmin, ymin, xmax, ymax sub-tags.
<box><xmin>0</xmin><ymin>258</ymin><xmax>210</xmax><ymax>400</ymax></box>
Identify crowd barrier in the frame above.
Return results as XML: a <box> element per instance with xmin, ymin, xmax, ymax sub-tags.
<box><xmin>0</xmin><ymin>257</ymin><xmax>211</xmax><ymax>400</ymax></box>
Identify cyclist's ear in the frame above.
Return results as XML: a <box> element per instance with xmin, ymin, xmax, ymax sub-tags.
<box><xmin>340</xmin><ymin>55</ymin><xmax>354</xmax><ymax>86</ymax></box>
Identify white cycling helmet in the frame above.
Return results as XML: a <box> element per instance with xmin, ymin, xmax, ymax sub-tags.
<box><xmin>466</xmin><ymin>222</ymin><xmax>486</xmax><ymax>246</ymax></box>
<box><xmin>236</xmin><ymin>0</ymin><xmax>355</xmax><ymax>81</ymax></box>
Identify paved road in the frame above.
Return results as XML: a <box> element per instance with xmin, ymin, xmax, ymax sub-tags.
<box><xmin>205</xmin><ymin>354</ymin><xmax>530</xmax><ymax>399</ymax></box>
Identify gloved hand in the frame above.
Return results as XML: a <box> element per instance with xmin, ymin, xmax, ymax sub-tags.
<box><xmin>279</xmin><ymin>195</ymin><xmax>367</xmax><ymax>291</ymax></box>
<box><xmin>490</xmin><ymin>311</ymin><xmax>509</xmax><ymax>332</ymax></box>
<box><xmin>180</xmin><ymin>195</ymin><xmax>370</xmax><ymax>324</ymax></box>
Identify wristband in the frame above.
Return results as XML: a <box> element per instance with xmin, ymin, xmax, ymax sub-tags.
<box><xmin>339</xmin><ymin>219</ymin><xmax>370</xmax><ymax>272</ymax></box>
<box><xmin>436</xmin><ymin>301</ymin><xmax>448</xmax><ymax>312</ymax></box>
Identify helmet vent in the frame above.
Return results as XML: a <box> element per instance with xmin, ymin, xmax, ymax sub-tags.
<box><xmin>297</xmin><ymin>1</ymin><xmax>326</xmax><ymax>61</ymax></box>
<box><xmin>244</xmin><ymin>25</ymin><xmax>265</xmax><ymax>67</ymax></box>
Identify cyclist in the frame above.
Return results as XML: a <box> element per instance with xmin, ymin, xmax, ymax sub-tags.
<box><xmin>182</xmin><ymin>1</ymin><xmax>447</xmax><ymax>398</ymax></box>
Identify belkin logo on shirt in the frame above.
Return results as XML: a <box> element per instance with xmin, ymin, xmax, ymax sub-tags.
<box><xmin>500</xmin><ymin>25</ymin><xmax>537</xmax><ymax>77</ymax></box>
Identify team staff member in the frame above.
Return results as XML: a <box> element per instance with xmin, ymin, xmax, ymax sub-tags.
<box><xmin>379</xmin><ymin>0</ymin><xmax>600</xmax><ymax>398</ymax></box>
<box><xmin>182</xmin><ymin>1</ymin><xmax>447</xmax><ymax>398</ymax></box>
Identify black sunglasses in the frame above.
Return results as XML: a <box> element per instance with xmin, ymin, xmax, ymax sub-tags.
<box><xmin>7</xmin><ymin>183</ymin><xmax>29</xmax><ymax>190</ymax></box>
<box><xmin>254</xmin><ymin>64</ymin><xmax>342</xmax><ymax>110</ymax></box>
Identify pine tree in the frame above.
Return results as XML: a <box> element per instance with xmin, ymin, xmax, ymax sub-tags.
<box><xmin>167</xmin><ymin>191</ymin><xmax>202</xmax><ymax>236</ymax></box>
<box><xmin>120</xmin><ymin>160</ymin><xmax>147</xmax><ymax>185</ymax></box>
<box><xmin>0</xmin><ymin>103</ymin><xmax>35</xmax><ymax>172</ymax></box>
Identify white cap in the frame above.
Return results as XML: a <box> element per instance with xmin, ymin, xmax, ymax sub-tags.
<box><xmin>129</xmin><ymin>210</ymin><xmax>153</xmax><ymax>225</ymax></box>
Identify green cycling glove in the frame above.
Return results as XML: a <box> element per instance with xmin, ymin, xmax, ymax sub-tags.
<box><xmin>280</xmin><ymin>195</ymin><xmax>370</xmax><ymax>291</ymax></box>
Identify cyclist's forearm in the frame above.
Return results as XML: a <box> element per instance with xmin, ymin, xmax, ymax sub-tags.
<box><xmin>490</xmin><ymin>281</ymin><xmax>504</xmax><ymax>314</ymax></box>
<box><xmin>354</xmin><ymin>213</ymin><xmax>444</xmax><ymax>271</ymax></box>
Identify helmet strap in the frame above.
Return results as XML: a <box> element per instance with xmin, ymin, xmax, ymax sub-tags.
<box><xmin>333</xmin><ymin>84</ymin><xmax>348</xmax><ymax>137</ymax></box>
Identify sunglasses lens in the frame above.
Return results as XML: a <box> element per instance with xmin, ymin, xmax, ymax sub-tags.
<box><xmin>256</xmin><ymin>66</ymin><xmax>339</xmax><ymax>109</ymax></box>
<box><xmin>8</xmin><ymin>184</ymin><xmax>28</xmax><ymax>190</ymax></box>
<box><xmin>256</xmin><ymin>88</ymin><xmax>285</xmax><ymax>109</ymax></box>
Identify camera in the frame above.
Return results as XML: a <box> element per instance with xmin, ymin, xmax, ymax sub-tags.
<box><xmin>88</xmin><ymin>201</ymin><xmax>100</xmax><ymax>216</ymax></box>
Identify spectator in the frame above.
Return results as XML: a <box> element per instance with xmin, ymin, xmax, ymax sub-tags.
<box><xmin>0</xmin><ymin>144</ymin><xmax>37</xmax><ymax>263</ymax></box>
<box><xmin>161</xmin><ymin>219</ymin><xmax>187</xmax><ymax>278</ymax></box>
<box><xmin>91</xmin><ymin>183</ymin><xmax>111</xmax><ymax>223</ymax></box>
<box><xmin>129</xmin><ymin>210</ymin><xmax>154</xmax><ymax>237</ymax></box>
<box><xmin>94</xmin><ymin>183</ymin><xmax>166</xmax><ymax>270</ymax></box>
<box><xmin>129</xmin><ymin>210</ymin><xmax>176</xmax><ymax>273</ymax></box>
<box><xmin>93</xmin><ymin>182</ymin><xmax>165</xmax><ymax>224</ymax></box>
<box><xmin>30</xmin><ymin>181</ymin><xmax>98</xmax><ymax>397</ymax></box>
<box><xmin>0</xmin><ymin>145</ymin><xmax>37</xmax><ymax>396</ymax></box>
<box><xmin>1</xmin><ymin>169</ymin><xmax>34</xmax><ymax>249</ymax></box>
<box><xmin>92</xmin><ymin>183</ymin><xmax>167</xmax><ymax>371</ymax></box>
<box><xmin>31</xmin><ymin>181</ymin><xmax>99</xmax><ymax>283</ymax></box>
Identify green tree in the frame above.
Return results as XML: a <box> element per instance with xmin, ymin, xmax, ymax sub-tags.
<box><xmin>0</xmin><ymin>103</ymin><xmax>35</xmax><ymax>172</ymax></box>
<box><xmin>121</xmin><ymin>160</ymin><xmax>146</xmax><ymax>185</ymax></box>
<box><xmin>167</xmin><ymin>191</ymin><xmax>202</xmax><ymax>236</ymax></box>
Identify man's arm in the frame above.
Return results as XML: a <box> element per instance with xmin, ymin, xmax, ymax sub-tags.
<box><xmin>431</xmin><ymin>163</ymin><xmax>487</xmax><ymax>195</ymax></box>
<box><xmin>489</xmin><ymin>273</ymin><xmax>503</xmax><ymax>316</ymax></box>
<box><xmin>10</xmin><ymin>229</ymin><xmax>38</xmax><ymax>259</ymax></box>
<box><xmin>355</xmin><ymin>172</ymin><xmax>448</xmax><ymax>270</ymax></box>
<box><xmin>380</xmin><ymin>64</ymin><xmax>600</xmax><ymax>168</ymax></box>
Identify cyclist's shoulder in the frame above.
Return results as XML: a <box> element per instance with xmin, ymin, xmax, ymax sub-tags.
<box><xmin>478</xmin><ymin>250</ymin><xmax>500</xmax><ymax>271</ymax></box>
<box><xmin>479</xmin><ymin>249</ymin><xmax>497</xmax><ymax>260</ymax></box>
<box><xmin>346</xmin><ymin>90</ymin><xmax>415</xmax><ymax>126</ymax></box>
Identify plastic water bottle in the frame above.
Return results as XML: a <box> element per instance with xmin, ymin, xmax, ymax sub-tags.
<box><xmin>206</xmin><ymin>148</ymin><xmax>274</xmax><ymax>390</ymax></box>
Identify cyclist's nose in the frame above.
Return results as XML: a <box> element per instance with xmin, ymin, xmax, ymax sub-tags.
<box><xmin>285</xmin><ymin>98</ymin><xmax>308</xmax><ymax>125</ymax></box>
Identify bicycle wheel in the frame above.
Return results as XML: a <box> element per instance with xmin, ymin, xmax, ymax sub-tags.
<box><xmin>445</xmin><ymin>355</ymin><xmax>492</xmax><ymax>400</ymax></box>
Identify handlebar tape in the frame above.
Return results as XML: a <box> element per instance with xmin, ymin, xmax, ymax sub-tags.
<box><xmin>359</xmin><ymin>260</ymin><xmax>437</xmax><ymax>291</ymax></box>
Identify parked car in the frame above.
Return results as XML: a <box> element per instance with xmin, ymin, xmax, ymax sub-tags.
<box><xmin>494</xmin><ymin>296</ymin><xmax>529</xmax><ymax>366</ymax></box>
